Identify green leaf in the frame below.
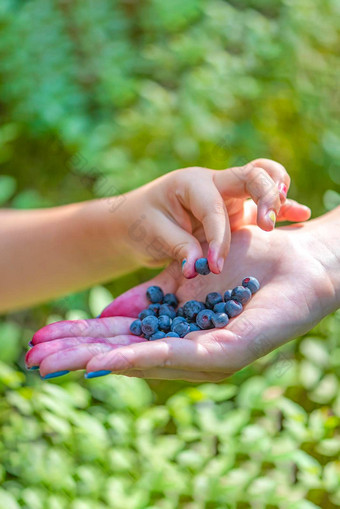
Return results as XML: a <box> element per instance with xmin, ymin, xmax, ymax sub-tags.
<box><xmin>0</xmin><ymin>175</ymin><xmax>16</xmax><ymax>204</ymax></box>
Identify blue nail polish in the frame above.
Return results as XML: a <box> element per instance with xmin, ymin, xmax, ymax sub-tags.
<box><xmin>28</xmin><ymin>341</ymin><xmax>33</xmax><ymax>347</ymax></box>
<box><xmin>28</xmin><ymin>366</ymin><xmax>39</xmax><ymax>371</ymax></box>
<box><xmin>182</xmin><ymin>259</ymin><xmax>187</xmax><ymax>268</ymax></box>
<box><xmin>96</xmin><ymin>314</ymin><xmax>101</xmax><ymax>318</ymax></box>
<box><xmin>84</xmin><ymin>370</ymin><xmax>111</xmax><ymax>379</ymax></box>
<box><xmin>41</xmin><ymin>370</ymin><xmax>69</xmax><ymax>379</ymax></box>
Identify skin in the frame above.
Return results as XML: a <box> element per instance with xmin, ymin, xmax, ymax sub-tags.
<box><xmin>0</xmin><ymin>158</ymin><xmax>309</xmax><ymax>312</ymax></box>
<box><xmin>27</xmin><ymin>206</ymin><xmax>340</xmax><ymax>381</ymax></box>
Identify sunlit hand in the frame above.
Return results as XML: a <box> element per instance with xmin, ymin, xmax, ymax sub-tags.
<box><xmin>26</xmin><ymin>209</ymin><xmax>340</xmax><ymax>381</ymax></box>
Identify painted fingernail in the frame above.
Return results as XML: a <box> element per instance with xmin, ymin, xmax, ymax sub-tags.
<box><xmin>84</xmin><ymin>370</ymin><xmax>111</xmax><ymax>379</ymax></box>
<box><xmin>41</xmin><ymin>370</ymin><xmax>69</xmax><ymax>380</ymax></box>
<box><xmin>28</xmin><ymin>366</ymin><xmax>39</xmax><ymax>371</ymax></box>
<box><xmin>217</xmin><ymin>257</ymin><xmax>224</xmax><ymax>272</ymax></box>
<box><xmin>278</xmin><ymin>183</ymin><xmax>288</xmax><ymax>199</ymax></box>
<box><xmin>28</xmin><ymin>340</ymin><xmax>33</xmax><ymax>347</ymax></box>
<box><xmin>96</xmin><ymin>314</ymin><xmax>101</xmax><ymax>318</ymax></box>
<box><xmin>181</xmin><ymin>259</ymin><xmax>187</xmax><ymax>269</ymax></box>
<box><xmin>266</xmin><ymin>210</ymin><xmax>276</xmax><ymax>228</ymax></box>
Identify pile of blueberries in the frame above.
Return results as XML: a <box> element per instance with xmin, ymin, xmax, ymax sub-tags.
<box><xmin>129</xmin><ymin>275</ymin><xmax>260</xmax><ymax>340</ymax></box>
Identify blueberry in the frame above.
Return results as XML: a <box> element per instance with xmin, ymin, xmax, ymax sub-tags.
<box><xmin>129</xmin><ymin>319</ymin><xmax>142</xmax><ymax>336</ymax></box>
<box><xmin>183</xmin><ymin>300</ymin><xmax>204</xmax><ymax>321</ymax></box>
<box><xmin>163</xmin><ymin>293</ymin><xmax>179</xmax><ymax>308</ymax></box>
<box><xmin>242</xmin><ymin>276</ymin><xmax>260</xmax><ymax>294</ymax></box>
<box><xmin>196</xmin><ymin>309</ymin><xmax>215</xmax><ymax>330</ymax></box>
<box><xmin>149</xmin><ymin>303</ymin><xmax>161</xmax><ymax>315</ymax></box>
<box><xmin>212</xmin><ymin>313</ymin><xmax>229</xmax><ymax>328</ymax></box>
<box><xmin>205</xmin><ymin>292</ymin><xmax>223</xmax><ymax>309</ymax></box>
<box><xmin>176</xmin><ymin>307</ymin><xmax>185</xmax><ymax>317</ymax></box>
<box><xmin>146</xmin><ymin>285</ymin><xmax>164</xmax><ymax>304</ymax></box>
<box><xmin>141</xmin><ymin>315</ymin><xmax>159</xmax><ymax>336</ymax></box>
<box><xmin>231</xmin><ymin>286</ymin><xmax>252</xmax><ymax>305</ymax></box>
<box><xmin>149</xmin><ymin>331</ymin><xmax>166</xmax><ymax>340</ymax></box>
<box><xmin>189</xmin><ymin>323</ymin><xmax>201</xmax><ymax>332</ymax></box>
<box><xmin>225</xmin><ymin>300</ymin><xmax>243</xmax><ymax>318</ymax></box>
<box><xmin>138</xmin><ymin>308</ymin><xmax>156</xmax><ymax>320</ymax></box>
<box><xmin>159</xmin><ymin>304</ymin><xmax>176</xmax><ymax>319</ymax></box>
<box><xmin>171</xmin><ymin>316</ymin><xmax>187</xmax><ymax>330</ymax></box>
<box><xmin>223</xmin><ymin>290</ymin><xmax>233</xmax><ymax>302</ymax></box>
<box><xmin>195</xmin><ymin>258</ymin><xmax>211</xmax><ymax>275</ymax></box>
<box><xmin>165</xmin><ymin>332</ymin><xmax>180</xmax><ymax>337</ymax></box>
<box><xmin>172</xmin><ymin>321</ymin><xmax>191</xmax><ymax>338</ymax></box>
<box><xmin>213</xmin><ymin>302</ymin><xmax>226</xmax><ymax>314</ymax></box>
<box><xmin>158</xmin><ymin>314</ymin><xmax>172</xmax><ymax>332</ymax></box>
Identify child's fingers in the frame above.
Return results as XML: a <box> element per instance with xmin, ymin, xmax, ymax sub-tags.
<box><xmin>277</xmin><ymin>200</ymin><xmax>311</xmax><ymax>222</ymax></box>
<box><xmin>181</xmin><ymin>179</ymin><xmax>231</xmax><ymax>274</ymax></box>
<box><xmin>31</xmin><ymin>316</ymin><xmax>133</xmax><ymax>344</ymax></box>
<box><xmin>251</xmin><ymin>158</ymin><xmax>291</xmax><ymax>202</ymax></box>
<box><xmin>214</xmin><ymin>162</ymin><xmax>284</xmax><ymax>231</ymax></box>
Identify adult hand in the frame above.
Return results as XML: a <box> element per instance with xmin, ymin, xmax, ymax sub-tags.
<box><xmin>27</xmin><ymin>208</ymin><xmax>340</xmax><ymax>381</ymax></box>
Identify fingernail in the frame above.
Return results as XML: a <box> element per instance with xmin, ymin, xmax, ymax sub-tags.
<box><xmin>84</xmin><ymin>370</ymin><xmax>111</xmax><ymax>379</ymax></box>
<box><xmin>217</xmin><ymin>257</ymin><xmax>224</xmax><ymax>272</ymax></box>
<box><xmin>96</xmin><ymin>314</ymin><xmax>101</xmax><ymax>318</ymax></box>
<box><xmin>28</xmin><ymin>366</ymin><xmax>39</xmax><ymax>371</ymax></box>
<box><xmin>41</xmin><ymin>370</ymin><xmax>69</xmax><ymax>380</ymax></box>
<box><xmin>278</xmin><ymin>183</ymin><xmax>288</xmax><ymax>198</ymax></box>
<box><xmin>266</xmin><ymin>210</ymin><xmax>276</xmax><ymax>228</ymax></box>
<box><xmin>181</xmin><ymin>259</ymin><xmax>187</xmax><ymax>269</ymax></box>
<box><xmin>28</xmin><ymin>341</ymin><xmax>33</xmax><ymax>347</ymax></box>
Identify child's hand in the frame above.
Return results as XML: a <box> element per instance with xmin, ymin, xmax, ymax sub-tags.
<box><xmin>122</xmin><ymin>158</ymin><xmax>310</xmax><ymax>277</ymax></box>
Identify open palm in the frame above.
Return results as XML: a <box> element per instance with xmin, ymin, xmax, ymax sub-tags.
<box><xmin>27</xmin><ymin>218</ymin><xmax>335</xmax><ymax>381</ymax></box>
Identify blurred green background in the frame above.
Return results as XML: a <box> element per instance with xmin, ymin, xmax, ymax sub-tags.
<box><xmin>0</xmin><ymin>0</ymin><xmax>340</xmax><ymax>507</ymax></box>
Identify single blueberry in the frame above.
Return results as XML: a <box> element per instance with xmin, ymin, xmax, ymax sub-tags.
<box><xmin>149</xmin><ymin>331</ymin><xmax>166</xmax><ymax>340</ymax></box>
<box><xmin>225</xmin><ymin>300</ymin><xmax>243</xmax><ymax>318</ymax></box>
<box><xmin>212</xmin><ymin>313</ymin><xmax>229</xmax><ymax>328</ymax></box>
<box><xmin>171</xmin><ymin>316</ymin><xmax>187</xmax><ymax>331</ymax></box>
<box><xmin>138</xmin><ymin>308</ymin><xmax>156</xmax><ymax>320</ymax></box>
<box><xmin>146</xmin><ymin>285</ymin><xmax>164</xmax><ymax>304</ymax></box>
<box><xmin>141</xmin><ymin>315</ymin><xmax>159</xmax><ymax>336</ymax></box>
<box><xmin>242</xmin><ymin>276</ymin><xmax>260</xmax><ymax>294</ymax></box>
<box><xmin>223</xmin><ymin>290</ymin><xmax>233</xmax><ymax>302</ymax></box>
<box><xmin>231</xmin><ymin>286</ymin><xmax>252</xmax><ymax>305</ymax></box>
<box><xmin>159</xmin><ymin>304</ymin><xmax>176</xmax><ymax>319</ymax></box>
<box><xmin>196</xmin><ymin>309</ymin><xmax>215</xmax><ymax>330</ymax></box>
<box><xmin>130</xmin><ymin>319</ymin><xmax>142</xmax><ymax>336</ymax></box>
<box><xmin>165</xmin><ymin>332</ymin><xmax>180</xmax><ymax>337</ymax></box>
<box><xmin>172</xmin><ymin>320</ymin><xmax>191</xmax><ymax>338</ymax></box>
<box><xmin>189</xmin><ymin>323</ymin><xmax>201</xmax><ymax>332</ymax></box>
<box><xmin>163</xmin><ymin>293</ymin><xmax>179</xmax><ymax>309</ymax></box>
<box><xmin>195</xmin><ymin>258</ymin><xmax>211</xmax><ymax>275</ymax></box>
<box><xmin>213</xmin><ymin>302</ymin><xmax>226</xmax><ymax>314</ymax></box>
<box><xmin>183</xmin><ymin>300</ymin><xmax>204</xmax><ymax>321</ymax></box>
<box><xmin>158</xmin><ymin>314</ymin><xmax>172</xmax><ymax>332</ymax></box>
<box><xmin>176</xmin><ymin>307</ymin><xmax>184</xmax><ymax>317</ymax></box>
<box><xmin>205</xmin><ymin>292</ymin><xmax>223</xmax><ymax>309</ymax></box>
<box><xmin>149</xmin><ymin>303</ymin><xmax>161</xmax><ymax>315</ymax></box>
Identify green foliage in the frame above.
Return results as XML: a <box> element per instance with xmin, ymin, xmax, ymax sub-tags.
<box><xmin>0</xmin><ymin>0</ymin><xmax>339</xmax><ymax>507</ymax></box>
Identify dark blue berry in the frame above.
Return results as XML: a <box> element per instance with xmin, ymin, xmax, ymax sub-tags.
<box><xmin>189</xmin><ymin>323</ymin><xmax>201</xmax><ymax>332</ymax></box>
<box><xmin>176</xmin><ymin>307</ymin><xmax>184</xmax><ymax>317</ymax></box>
<box><xmin>225</xmin><ymin>300</ymin><xmax>243</xmax><ymax>318</ymax></box>
<box><xmin>231</xmin><ymin>286</ymin><xmax>252</xmax><ymax>305</ymax></box>
<box><xmin>163</xmin><ymin>293</ymin><xmax>179</xmax><ymax>308</ymax></box>
<box><xmin>129</xmin><ymin>319</ymin><xmax>142</xmax><ymax>336</ymax></box>
<box><xmin>148</xmin><ymin>303</ymin><xmax>161</xmax><ymax>315</ymax></box>
<box><xmin>165</xmin><ymin>332</ymin><xmax>180</xmax><ymax>337</ymax></box>
<box><xmin>172</xmin><ymin>321</ymin><xmax>191</xmax><ymax>338</ymax></box>
<box><xmin>205</xmin><ymin>292</ymin><xmax>223</xmax><ymax>309</ymax></box>
<box><xmin>195</xmin><ymin>258</ymin><xmax>211</xmax><ymax>275</ymax></box>
<box><xmin>183</xmin><ymin>300</ymin><xmax>204</xmax><ymax>321</ymax></box>
<box><xmin>196</xmin><ymin>309</ymin><xmax>215</xmax><ymax>330</ymax></box>
<box><xmin>213</xmin><ymin>302</ymin><xmax>226</xmax><ymax>314</ymax></box>
<box><xmin>146</xmin><ymin>286</ymin><xmax>164</xmax><ymax>304</ymax></box>
<box><xmin>141</xmin><ymin>315</ymin><xmax>159</xmax><ymax>336</ymax></box>
<box><xmin>242</xmin><ymin>277</ymin><xmax>260</xmax><ymax>294</ymax></box>
<box><xmin>149</xmin><ymin>331</ymin><xmax>166</xmax><ymax>340</ymax></box>
<box><xmin>159</xmin><ymin>304</ymin><xmax>176</xmax><ymax>319</ymax></box>
<box><xmin>158</xmin><ymin>314</ymin><xmax>172</xmax><ymax>332</ymax></box>
<box><xmin>223</xmin><ymin>290</ymin><xmax>233</xmax><ymax>302</ymax></box>
<box><xmin>212</xmin><ymin>313</ymin><xmax>229</xmax><ymax>328</ymax></box>
<box><xmin>138</xmin><ymin>308</ymin><xmax>156</xmax><ymax>320</ymax></box>
<box><xmin>171</xmin><ymin>316</ymin><xmax>186</xmax><ymax>330</ymax></box>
